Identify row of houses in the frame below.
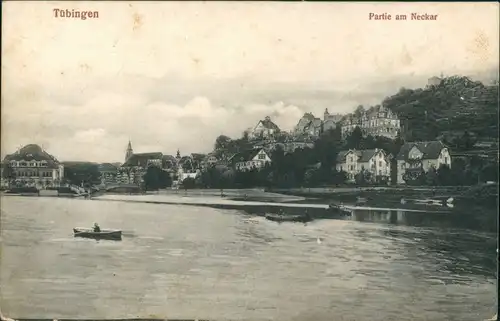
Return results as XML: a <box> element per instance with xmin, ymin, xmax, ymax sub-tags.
<box><xmin>337</xmin><ymin>141</ymin><xmax>452</xmax><ymax>184</ymax></box>
<box><xmin>113</xmin><ymin>139</ymin><xmax>453</xmax><ymax>186</ymax></box>
<box><xmin>0</xmin><ymin>140</ymin><xmax>453</xmax><ymax>188</ymax></box>
<box><xmin>247</xmin><ymin>105</ymin><xmax>401</xmax><ymax>143</ymax></box>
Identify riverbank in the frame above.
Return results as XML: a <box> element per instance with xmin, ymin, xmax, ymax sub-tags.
<box><xmin>270</xmin><ymin>185</ymin><xmax>498</xmax><ymax>207</ymax></box>
<box><xmin>92</xmin><ymin>192</ymin><xmax>453</xmax><ymax>215</ymax></box>
<box><xmin>152</xmin><ymin>188</ymin><xmax>306</xmax><ymax>203</ymax></box>
<box><xmin>269</xmin><ymin>186</ymin><xmax>468</xmax><ymax>199</ymax></box>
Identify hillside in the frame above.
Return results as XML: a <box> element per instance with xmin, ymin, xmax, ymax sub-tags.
<box><xmin>381</xmin><ymin>76</ymin><xmax>499</xmax><ymax>143</ymax></box>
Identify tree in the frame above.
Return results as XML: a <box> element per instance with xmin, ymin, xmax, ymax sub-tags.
<box><xmin>354</xmin><ymin>105</ymin><xmax>365</xmax><ymax>117</ymax></box>
<box><xmin>180</xmin><ymin>177</ymin><xmax>196</xmax><ymax>190</ymax></box>
<box><xmin>382</xmin><ymin>76</ymin><xmax>498</xmax><ymax>142</ymax></box>
<box><xmin>158</xmin><ymin>168</ymin><xmax>173</xmax><ymax>188</ymax></box>
<box><xmin>214</xmin><ymin>135</ymin><xmax>232</xmax><ymax>151</ymax></box>
<box><xmin>345</xmin><ymin>126</ymin><xmax>363</xmax><ymax>149</ymax></box>
<box><xmin>335</xmin><ymin>170</ymin><xmax>348</xmax><ymax>185</ymax></box>
<box><xmin>143</xmin><ymin>166</ymin><xmax>161</xmax><ymax>191</ymax></box>
<box><xmin>303</xmin><ymin>169</ymin><xmax>317</xmax><ymax>187</ymax></box>
<box><xmin>437</xmin><ymin>164</ymin><xmax>453</xmax><ymax>186</ymax></box>
<box><xmin>425</xmin><ymin>166</ymin><xmax>439</xmax><ymax>186</ymax></box>
<box><xmin>481</xmin><ymin>162</ymin><xmax>498</xmax><ymax>183</ymax></box>
<box><xmin>64</xmin><ymin>163</ymin><xmax>101</xmax><ymax>187</ymax></box>
<box><xmin>355</xmin><ymin>169</ymin><xmax>373</xmax><ymax>186</ymax></box>
<box><xmin>469</xmin><ymin>155</ymin><xmax>486</xmax><ymax>184</ymax></box>
<box><xmin>1</xmin><ymin>163</ymin><xmax>16</xmax><ymax>188</ymax></box>
<box><xmin>459</xmin><ymin>131</ymin><xmax>475</xmax><ymax>150</ymax></box>
<box><xmin>403</xmin><ymin>168</ymin><xmax>426</xmax><ymax>186</ymax></box>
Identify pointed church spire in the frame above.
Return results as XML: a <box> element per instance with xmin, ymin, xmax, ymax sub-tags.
<box><xmin>125</xmin><ymin>140</ymin><xmax>133</xmax><ymax>162</ymax></box>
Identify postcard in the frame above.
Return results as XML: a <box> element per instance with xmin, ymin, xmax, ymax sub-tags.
<box><xmin>1</xmin><ymin>1</ymin><xmax>498</xmax><ymax>321</ymax></box>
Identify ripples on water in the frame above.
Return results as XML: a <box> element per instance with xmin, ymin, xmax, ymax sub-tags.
<box><xmin>0</xmin><ymin>196</ymin><xmax>497</xmax><ymax>321</ymax></box>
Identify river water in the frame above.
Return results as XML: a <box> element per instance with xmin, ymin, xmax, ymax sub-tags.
<box><xmin>0</xmin><ymin>196</ymin><xmax>497</xmax><ymax>321</ymax></box>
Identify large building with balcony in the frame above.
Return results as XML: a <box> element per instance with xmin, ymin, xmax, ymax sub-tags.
<box><xmin>1</xmin><ymin>144</ymin><xmax>64</xmax><ymax>188</ymax></box>
<box><xmin>341</xmin><ymin>105</ymin><xmax>401</xmax><ymax>140</ymax></box>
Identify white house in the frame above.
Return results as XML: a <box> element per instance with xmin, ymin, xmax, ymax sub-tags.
<box><xmin>2</xmin><ymin>144</ymin><xmax>64</xmax><ymax>188</ymax></box>
<box><xmin>230</xmin><ymin>148</ymin><xmax>272</xmax><ymax>171</ymax></box>
<box><xmin>336</xmin><ymin>148</ymin><xmax>390</xmax><ymax>183</ymax></box>
<box><xmin>202</xmin><ymin>153</ymin><xmax>218</xmax><ymax>169</ymax></box>
<box><xmin>249</xmin><ymin>116</ymin><xmax>281</xmax><ymax>139</ymax></box>
<box><xmin>395</xmin><ymin>141</ymin><xmax>451</xmax><ymax>184</ymax></box>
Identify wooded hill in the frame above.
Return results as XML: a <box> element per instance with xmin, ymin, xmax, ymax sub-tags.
<box><xmin>381</xmin><ymin>76</ymin><xmax>498</xmax><ymax>144</ymax></box>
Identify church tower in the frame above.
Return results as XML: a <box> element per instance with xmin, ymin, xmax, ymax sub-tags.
<box><xmin>324</xmin><ymin>108</ymin><xmax>330</xmax><ymax>121</ymax></box>
<box><xmin>125</xmin><ymin>140</ymin><xmax>133</xmax><ymax>162</ymax></box>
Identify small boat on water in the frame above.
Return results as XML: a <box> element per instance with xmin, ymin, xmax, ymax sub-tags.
<box><xmin>328</xmin><ymin>203</ymin><xmax>352</xmax><ymax>216</ymax></box>
<box><xmin>265</xmin><ymin>213</ymin><xmax>312</xmax><ymax>223</ymax></box>
<box><xmin>356</xmin><ymin>197</ymin><xmax>368</xmax><ymax>204</ymax></box>
<box><xmin>73</xmin><ymin>227</ymin><xmax>122</xmax><ymax>241</ymax></box>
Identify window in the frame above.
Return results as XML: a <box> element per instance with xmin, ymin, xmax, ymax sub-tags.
<box><xmin>258</xmin><ymin>154</ymin><xmax>266</xmax><ymax>160</ymax></box>
<box><xmin>379</xmin><ymin>161</ymin><xmax>382</xmax><ymax>167</ymax></box>
<box><xmin>444</xmin><ymin>156</ymin><xmax>449</xmax><ymax>163</ymax></box>
<box><xmin>379</xmin><ymin>170</ymin><xmax>382</xmax><ymax>175</ymax></box>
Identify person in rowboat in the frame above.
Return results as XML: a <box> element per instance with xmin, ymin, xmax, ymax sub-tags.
<box><xmin>93</xmin><ymin>223</ymin><xmax>101</xmax><ymax>232</ymax></box>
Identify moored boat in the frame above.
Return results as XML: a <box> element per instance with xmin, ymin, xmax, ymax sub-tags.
<box><xmin>328</xmin><ymin>203</ymin><xmax>352</xmax><ymax>216</ymax></box>
<box><xmin>73</xmin><ymin>227</ymin><xmax>122</xmax><ymax>240</ymax></box>
<box><xmin>265</xmin><ymin>213</ymin><xmax>312</xmax><ymax>223</ymax></box>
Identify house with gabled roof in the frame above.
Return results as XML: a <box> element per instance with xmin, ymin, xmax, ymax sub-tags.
<box><xmin>202</xmin><ymin>153</ymin><xmax>218</xmax><ymax>169</ymax></box>
<box><xmin>249</xmin><ymin>116</ymin><xmax>281</xmax><ymax>139</ymax></box>
<box><xmin>122</xmin><ymin>152</ymin><xmax>163</xmax><ymax>168</ymax></box>
<box><xmin>396</xmin><ymin>141</ymin><xmax>451</xmax><ymax>184</ymax></box>
<box><xmin>2</xmin><ymin>144</ymin><xmax>64</xmax><ymax>188</ymax></box>
<box><xmin>98</xmin><ymin>163</ymin><xmax>119</xmax><ymax>185</ymax></box>
<box><xmin>294</xmin><ymin>109</ymin><xmax>341</xmax><ymax>139</ymax></box>
<box><xmin>336</xmin><ymin>148</ymin><xmax>390</xmax><ymax>183</ymax></box>
<box><xmin>229</xmin><ymin>148</ymin><xmax>272</xmax><ymax>171</ymax></box>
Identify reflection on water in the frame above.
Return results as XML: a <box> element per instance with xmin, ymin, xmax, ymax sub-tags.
<box><xmin>0</xmin><ymin>196</ymin><xmax>497</xmax><ymax>321</ymax></box>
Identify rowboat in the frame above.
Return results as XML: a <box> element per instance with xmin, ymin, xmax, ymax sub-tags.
<box><xmin>265</xmin><ymin>213</ymin><xmax>312</xmax><ymax>223</ymax></box>
<box><xmin>328</xmin><ymin>204</ymin><xmax>352</xmax><ymax>216</ymax></box>
<box><xmin>73</xmin><ymin>227</ymin><xmax>122</xmax><ymax>241</ymax></box>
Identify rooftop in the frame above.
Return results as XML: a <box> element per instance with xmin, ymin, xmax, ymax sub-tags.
<box><xmin>396</xmin><ymin>141</ymin><xmax>447</xmax><ymax>161</ymax></box>
<box><xmin>122</xmin><ymin>152</ymin><xmax>163</xmax><ymax>167</ymax></box>
<box><xmin>3</xmin><ymin>144</ymin><xmax>60</xmax><ymax>167</ymax></box>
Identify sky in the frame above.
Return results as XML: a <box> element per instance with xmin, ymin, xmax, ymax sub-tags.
<box><xmin>2</xmin><ymin>1</ymin><xmax>499</xmax><ymax>163</ymax></box>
